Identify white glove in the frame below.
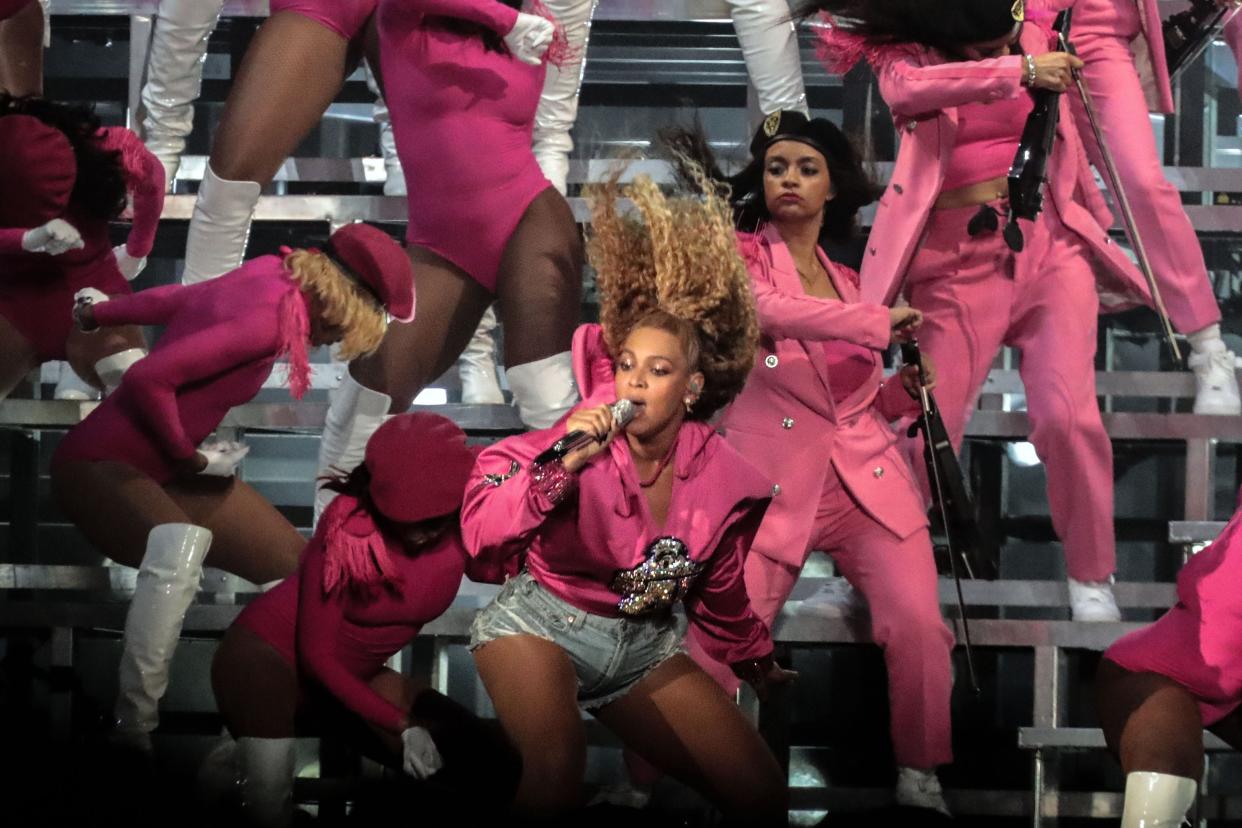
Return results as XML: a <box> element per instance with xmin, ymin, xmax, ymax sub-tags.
<box><xmin>112</xmin><ymin>244</ymin><xmax>147</xmax><ymax>281</ymax></box>
<box><xmin>197</xmin><ymin>440</ymin><xmax>251</xmax><ymax>477</ymax></box>
<box><xmin>401</xmin><ymin>726</ymin><xmax>443</xmax><ymax>779</ymax></box>
<box><xmin>74</xmin><ymin>287</ymin><xmax>109</xmax><ymax>307</ymax></box>
<box><xmin>22</xmin><ymin>218</ymin><xmax>84</xmax><ymax>255</ymax></box>
<box><xmin>503</xmin><ymin>13</ymin><xmax>554</xmax><ymax>66</ymax></box>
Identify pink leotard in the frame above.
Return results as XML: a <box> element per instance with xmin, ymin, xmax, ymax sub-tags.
<box><xmin>235</xmin><ymin>494</ymin><xmax>494</xmax><ymax>732</ymax></box>
<box><xmin>53</xmin><ymin>256</ymin><xmax>307</xmax><ymax>483</ymax></box>
<box><xmin>0</xmin><ymin>0</ymin><xmax>32</xmax><ymax>20</ymax></box>
<box><xmin>940</xmin><ymin>93</ymin><xmax>1034</xmax><ymax>192</ymax></box>
<box><xmin>1104</xmin><ymin>497</ymin><xmax>1242</xmax><ymax>726</ymax></box>
<box><xmin>269</xmin><ymin>0</ymin><xmax>376</xmax><ymax>41</ymax></box>
<box><xmin>0</xmin><ymin>127</ymin><xmax>164</xmax><ymax>361</ymax></box>
<box><xmin>377</xmin><ymin>0</ymin><xmax>553</xmax><ymax>291</ymax></box>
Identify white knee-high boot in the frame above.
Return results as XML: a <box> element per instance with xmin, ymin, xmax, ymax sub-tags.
<box><xmin>314</xmin><ymin>373</ymin><xmax>392</xmax><ymax>522</ymax></box>
<box><xmin>364</xmin><ymin>61</ymin><xmax>405</xmax><ymax>197</ymax></box>
<box><xmin>1122</xmin><ymin>771</ymin><xmax>1197</xmax><ymax>827</ymax></box>
<box><xmin>113</xmin><ymin>523</ymin><xmax>213</xmax><ymax>753</ymax></box>
<box><xmin>726</xmin><ymin>0</ymin><xmax>809</xmax><ymax>118</ymax></box>
<box><xmin>183</xmin><ymin>164</ymin><xmax>261</xmax><ymax>284</ymax></box>
<box><xmin>531</xmin><ymin>0</ymin><xmax>597</xmax><ymax>194</ymax></box>
<box><xmin>237</xmin><ymin>737</ymin><xmax>297</xmax><ymax>828</ymax></box>
<box><xmin>505</xmin><ymin>351</ymin><xmax>578</xmax><ymax>429</ymax></box>
<box><xmin>94</xmin><ymin>347</ymin><xmax>147</xmax><ymax>394</ymax></box>
<box><xmin>54</xmin><ymin>362</ymin><xmax>100</xmax><ymax>401</ymax></box>
<box><xmin>140</xmin><ymin>0</ymin><xmax>226</xmax><ymax>188</ymax></box>
<box><xmin>458</xmin><ymin>306</ymin><xmax>505</xmax><ymax>404</ymax></box>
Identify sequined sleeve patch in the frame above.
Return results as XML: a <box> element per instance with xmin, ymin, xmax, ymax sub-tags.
<box><xmin>610</xmin><ymin>536</ymin><xmax>705</xmax><ymax>616</ymax></box>
<box><xmin>530</xmin><ymin>458</ymin><xmax>576</xmax><ymax>504</ymax></box>
<box><xmin>480</xmin><ymin>460</ymin><xmax>520</xmax><ymax>488</ymax></box>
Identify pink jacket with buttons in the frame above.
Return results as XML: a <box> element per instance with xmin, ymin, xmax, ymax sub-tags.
<box><xmin>459</xmin><ymin>324</ymin><xmax>776</xmax><ymax>665</ymax></box>
<box><xmin>720</xmin><ymin>227</ymin><xmax>927</xmax><ymax>568</ymax></box>
<box><xmin>841</xmin><ymin>21</ymin><xmax>1149</xmax><ymax>310</ymax></box>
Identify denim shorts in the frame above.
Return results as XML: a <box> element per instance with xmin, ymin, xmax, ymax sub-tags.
<box><xmin>469</xmin><ymin>571</ymin><xmax>685</xmax><ymax>710</ymax></box>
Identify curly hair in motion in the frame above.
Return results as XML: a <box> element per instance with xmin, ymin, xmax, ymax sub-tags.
<box><xmin>283</xmin><ymin>250</ymin><xmax>389</xmax><ymax>360</ymax></box>
<box><xmin>586</xmin><ymin>163</ymin><xmax>759</xmax><ymax>420</ymax></box>
<box><xmin>0</xmin><ymin>93</ymin><xmax>127</xmax><ymax>221</ymax></box>
<box><xmin>795</xmin><ymin>0</ymin><xmax>1019</xmax><ymax>56</ymax></box>
<box><xmin>660</xmin><ymin>118</ymin><xmax>879</xmax><ymax>242</ymax></box>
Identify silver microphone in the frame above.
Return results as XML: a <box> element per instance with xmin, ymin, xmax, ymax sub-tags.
<box><xmin>533</xmin><ymin>399</ymin><xmax>636</xmax><ymax>465</ymax></box>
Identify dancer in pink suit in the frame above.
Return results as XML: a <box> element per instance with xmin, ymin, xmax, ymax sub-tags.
<box><xmin>51</xmin><ymin>223</ymin><xmax>411</xmax><ymax>755</ymax></box>
<box><xmin>669</xmin><ymin>110</ymin><xmax>955</xmax><ymax>815</ymax></box>
<box><xmin>212</xmin><ymin>413</ymin><xmax>519</xmax><ymax>825</ymax></box>
<box><xmin>315</xmin><ymin>0</ymin><xmax>584</xmax><ymax>522</ymax></box>
<box><xmin>1034</xmin><ymin>0</ymin><xmax>1239</xmax><ymax>414</ymax></box>
<box><xmin>461</xmin><ymin>173</ymin><xmax>790</xmax><ymax>822</ymax></box>
<box><xmin>0</xmin><ymin>0</ymin><xmax>42</xmax><ymax>96</ymax></box>
<box><xmin>0</xmin><ymin>95</ymin><xmax>162</xmax><ymax>400</ymax></box>
<box><xmin>1096</xmin><ymin>492</ymin><xmax>1242</xmax><ymax>827</ymax></box>
<box><xmin>807</xmin><ymin>0</ymin><xmax>1153</xmax><ymax>621</ymax></box>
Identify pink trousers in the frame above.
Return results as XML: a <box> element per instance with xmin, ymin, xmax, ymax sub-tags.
<box><xmin>903</xmin><ymin>200</ymin><xmax>1116</xmax><ymax>582</ymax></box>
<box><xmin>1070</xmin><ymin>0</ymin><xmax>1220</xmax><ymax>334</ymax></box>
<box><xmin>1228</xmin><ymin>14</ymin><xmax>1242</xmax><ymax>96</ymax></box>
<box><xmin>689</xmin><ymin>466</ymin><xmax>955</xmax><ymax>769</ymax></box>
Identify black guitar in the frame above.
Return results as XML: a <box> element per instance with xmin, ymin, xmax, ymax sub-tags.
<box><xmin>1005</xmin><ymin>10</ymin><xmax>1073</xmax><ymax>253</ymax></box>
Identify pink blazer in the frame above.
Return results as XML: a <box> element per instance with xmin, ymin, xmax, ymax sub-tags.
<box><xmin>720</xmin><ymin>227</ymin><xmax>927</xmax><ymax>569</ymax></box>
<box><xmin>856</xmin><ymin>22</ymin><xmax>1149</xmax><ymax>310</ymax></box>
<box><xmin>1036</xmin><ymin>0</ymin><xmax>1172</xmax><ymax>113</ymax></box>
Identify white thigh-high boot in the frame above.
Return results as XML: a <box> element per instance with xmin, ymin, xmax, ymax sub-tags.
<box><xmin>364</xmin><ymin>61</ymin><xmax>405</xmax><ymax>197</ymax></box>
<box><xmin>94</xmin><ymin>347</ymin><xmax>148</xmax><ymax>395</ymax></box>
<box><xmin>182</xmin><ymin>164</ymin><xmax>261</xmax><ymax>284</ymax></box>
<box><xmin>458</xmin><ymin>305</ymin><xmax>505</xmax><ymax>404</ymax></box>
<box><xmin>237</xmin><ymin>737</ymin><xmax>297</xmax><ymax>828</ymax></box>
<box><xmin>314</xmin><ymin>373</ymin><xmax>392</xmax><ymax>522</ymax></box>
<box><xmin>1121</xmin><ymin>771</ymin><xmax>1197</xmax><ymax>827</ymax></box>
<box><xmin>531</xmin><ymin>0</ymin><xmax>597</xmax><ymax>194</ymax></box>
<box><xmin>505</xmin><ymin>351</ymin><xmax>578</xmax><ymax>429</ymax></box>
<box><xmin>113</xmin><ymin>523</ymin><xmax>213</xmax><ymax>753</ymax></box>
<box><xmin>54</xmin><ymin>363</ymin><xmax>100</xmax><ymax>401</ymax></box>
<box><xmin>140</xmin><ymin>0</ymin><xmax>226</xmax><ymax>189</ymax></box>
<box><xmin>726</xmin><ymin>0</ymin><xmax>809</xmax><ymax>118</ymax></box>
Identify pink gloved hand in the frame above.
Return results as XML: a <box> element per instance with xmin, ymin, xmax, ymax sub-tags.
<box><xmin>22</xmin><ymin>218</ymin><xmax>84</xmax><ymax>255</ymax></box>
<box><xmin>503</xmin><ymin>12</ymin><xmax>554</xmax><ymax>65</ymax></box>
<box><xmin>112</xmin><ymin>244</ymin><xmax>147</xmax><ymax>281</ymax></box>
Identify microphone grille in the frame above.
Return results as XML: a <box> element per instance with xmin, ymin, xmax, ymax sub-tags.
<box><xmin>611</xmin><ymin>398</ymin><xmax>636</xmax><ymax>427</ymax></box>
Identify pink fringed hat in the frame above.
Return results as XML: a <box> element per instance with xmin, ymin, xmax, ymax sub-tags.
<box><xmin>365</xmin><ymin>413</ymin><xmax>476</xmax><ymax>524</ymax></box>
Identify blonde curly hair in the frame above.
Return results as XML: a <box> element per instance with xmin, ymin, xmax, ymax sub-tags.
<box><xmin>283</xmin><ymin>249</ymin><xmax>388</xmax><ymax>360</ymax></box>
<box><xmin>585</xmin><ymin>162</ymin><xmax>759</xmax><ymax>419</ymax></box>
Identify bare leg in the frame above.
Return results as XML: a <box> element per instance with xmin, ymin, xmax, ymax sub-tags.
<box><xmin>64</xmin><ymin>325</ymin><xmax>147</xmax><ymax>392</ymax></box>
<box><xmin>494</xmin><ymin>188</ymin><xmax>582</xmax><ymax>368</ymax></box>
<box><xmin>0</xmin><ymin>0</ymin><xmax>43</xmax><ymax>96</ymax></box>
<box><xmin>350</xmin><ymin>246</ymin><xmax>493</xmax><ymax>410</ymax></box>
<box><xmin>0</xmin><ymin>314</ymin><xmax>40</xmax><ymax>400</ymax></box>
<box><xmin>212</xmin><ymin>625</ymin><xmax>299</xmax><ymax>738</ymax></box>
<box><xmin>52</xmin><ymin>460</ymin><xmax>303</xmax><ymax>583</ymax></box>
<box><xmin>593</xmin><ymin>654</ymin><xmax>787</xmax><ymax>824</ymax></box>
<box><xmin>472</xmin><ymin>635</ymin><xmax>586</xmax><ymax>815</ymax></box>
<box><xmin>208</xmin><ymin>11</ymin><xmax>358</xmax><ymax>183</ymax></box>
<box><xmin>1097</xmin><ymin>658</ymin><xmax>1206</xmax><ymax>780</ymax></box>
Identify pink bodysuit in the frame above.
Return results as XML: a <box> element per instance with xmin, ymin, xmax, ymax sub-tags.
<box><xmin>235</xmin><ymin>493</ymin><xmax>500</xmax><ymax>732</ymax></box>
<box><xmin>53</xmin><ymin>256</ymin><xmax>308</xmax><ymax>484</ymax></box>
<box><xmin>460</xmin><ymin>323</ymin><xmax>776</xmax><ymax>666</ymax></box>
<box><xmin>269</xmin><ymin>0</ymin><xmax>375</xmax><ymax>41</ymax></box>
<box><xmin>377</xmin><ymin>0</ymin><xmax>553</xmax><ymax>291</ymax></box>
<box><xmin>0</xmin><ymin>127</ymin><xmax>164</xmax><ymax>361</ymax></box>
<box><xmin>940</xmin><ymin>93</ymin><xmax>1034</xmax><ymax>191</ymax></box>
<box><xmin>0</xmin><ymin>0</ymin><xmax>32</xmax><ymax>20</ymax></box>
<box><xmin>1105</xmin><ymin>494</ymin><xmax>1242</xmax><ymax>726</ymax></box>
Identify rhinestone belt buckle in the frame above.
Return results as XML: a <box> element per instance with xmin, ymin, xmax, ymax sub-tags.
<box><xmin>610</xmin><ymin>536</ymin><xmax>704</xmax><ymax>616</ymax></box>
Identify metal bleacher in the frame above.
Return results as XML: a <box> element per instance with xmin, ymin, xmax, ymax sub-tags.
<box><xmin>5</xmin><ymin>1</ymin><xmax>1242</xmax><ymax>825</ymax></box>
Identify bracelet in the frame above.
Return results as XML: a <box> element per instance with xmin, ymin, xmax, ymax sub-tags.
<box><xmin>1023</xmin><ymin>54</ymin><xmax>1037</xmax><ymax>87</ymax></box>
<box><xmin>530</xmin><ymin>457</ymin><xmax>577</xmax><ymax>505</ymax></box>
